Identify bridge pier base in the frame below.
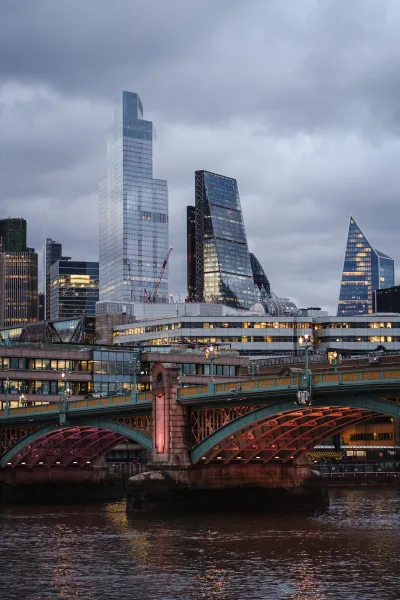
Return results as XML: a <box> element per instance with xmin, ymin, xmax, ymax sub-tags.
<box><xmin>127</xmin><ymin>461</ymin><xmax>328</xmax><ymax>512</ymax></box>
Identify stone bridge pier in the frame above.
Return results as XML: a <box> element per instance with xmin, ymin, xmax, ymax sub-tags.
<box><xmin>128</xmin><ymin>364</ymin><xmax>327</xmax><ymax>511</ymax></box>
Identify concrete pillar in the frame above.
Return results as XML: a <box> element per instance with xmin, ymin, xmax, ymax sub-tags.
<box><xmin>151</xmin><ymin>363</ymin><xmax>190</xmax><ymax>467</ymax></box>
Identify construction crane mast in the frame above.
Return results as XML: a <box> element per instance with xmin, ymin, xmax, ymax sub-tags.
<box><xmin>127</xmin><ymin>259</ymin><xmax>134</xmax><ymax>302</ymax></box>
<box><xmin>151</xmin><ymin>247</ymin><xmax>173</xmax><ymax>303</ymax></box>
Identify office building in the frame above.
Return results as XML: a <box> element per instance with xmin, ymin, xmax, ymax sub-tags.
<box><xmin>38</xmin><ymin>293</ymin><xmax>45</xmax><ymax>321</ymax></box>
<box><xmin>250</xmin><ymin>253</ymin><xmax>270</xmax><ymax>298</ymax></box>
<box><xmin>0</xmin><ymin>219</ymin><xmax>38</xmax><ymax>328</ymax></box>
<box><xmin>0</xmin><ymin>344</ymin><xmax>140</xmax><ymax>403</ymax></box>
<box><xmin>109</xmin><ymin>304</ymin><xmax>400</xmax><ymax>357</ymax></box>
<box><xmin>374</xmin><ymin>285</ymin><xmax>400</xmax><ymax>314</ymax></box>
<box><xmin>0</xmin><ymin>249</ymin><xmax>38</xmax><ymax>327</ymax></box>
<box><xmin>99</xmin><ymin>91</ymin><xmax>169</xmax><ymax>304</ymax></box>
<box><xmin>50</xmin><ymin>260</ymin><xmax>99</xmax><ymax>320</ymax></box>
<box><xmin>187</xmin><ymin>206</ymin><xmax>196</xmax><ymax>301</ymax></box>
<box><xmin>338</xmin><ymin>216</ymin><xmax>394</xmax><ymax>316</ymax></box>
<box><xmin>191</xmin><ymin>170</ymin><xmax>259</xmax><ymax>309</ymax></box>
<box><xmin>0</xmin><ymin>218</ymin><xmax>27</xmax><ymax>251</ymax></box>
<box><xmin>43</xmin><ymin>238</ymin><xmax>71</xmax><ymax>319</ymax></box>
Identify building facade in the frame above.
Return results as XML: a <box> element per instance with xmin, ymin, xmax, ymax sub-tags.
<box><xmin>0</xmin><ymin>218</ymin><xmax>27</xmax><ymax>252</ymax></box>
<box><xmin>43</xmin><ymin>238</ymin><xmax>71</xmax><ymax>319</ymax></box>
<box><xmin>374</xmin><ymin>285</ymin><xmax>400</xmax><ymax>314</ymax></box>
<box><xmin>191</xmin><ymin>170</ymin><xmax>260</xmax><ymax>309</ymax></box>
<box><xmin>338</xmin><ymin>216</ymin><xmax>394</xmax><ymax>316</ymax></box>
<box><xmin>50</xmin><ymin>260</ymin><xmax>99</xmax><ymax>320</ymax></box>
<box><xmin>110</xmin><ymin>307</ymin><xmax>400</xmax><ymax>357</ymax></box>
<box><xmin>0</xmin><ymin>219</ymin><xmax>38</xmax><ymax>328</ymax></box>
<box><xmin>250</xmin><ymin>252</ymin><xmax>270</xmax><ymax>299</ymax></box>
<box><xmin>99</xmin><ymin>91</ymin><xmax>169</xmax><ymax>304</ymax></box>
<box><xmin>187</xmin><ymin>205</ymin><xmax>196</xmax><ymax>301</ymax></box>
<box><xmin>0</xmin><ymin>249</ymin><xmax>38</xmax><ymax>327</ymax></box>
<box><xmin>0</xmin><ymin>345</ymin><xmax>140</xmax><ymax>405</ymax></box>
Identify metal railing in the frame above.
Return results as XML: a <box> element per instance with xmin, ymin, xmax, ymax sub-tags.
<box><xmin>179</xmin><ymin>366</ymin><xmax>400</xmax><ymax>398</ymax></box>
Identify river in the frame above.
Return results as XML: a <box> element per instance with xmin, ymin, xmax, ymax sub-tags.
<box><xmin>1</xmin><ymin>488</ymin><xmax>400</xmax><ymax>599</ymax></box>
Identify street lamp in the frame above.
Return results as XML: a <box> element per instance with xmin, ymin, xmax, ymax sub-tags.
<box><xmin>19</xmin><ymin>393</ymin><xmax>26</xmax><ymax>407</ymax></box>
<box><xmin>60</xmin><ymin>370</ymin><xmax>72</xmax><ymax>399</ymax></box>
<box><xmin>3</xmin><ymin>377</ymin><xmax>11</xmax><ymax>416</ymax></box>
<box><xmin>297</xmin><ymin>334</ymin><xmax>314</xmax><ymax>405</ymax></box>
<box><xmin>57</xmin><ymin>370</ymin><xmax>71</xmax><ymax>426</ymax></box>
<box><xmin>329</xmin><ymin>351</ymin><xmax>342</xmax><ymax>373</ymax></box>
<box><xmin>130</xmin><ymin>358</ymin><xmax>141</xmax><ymax>402</ymax></box>
<box><xmin>205</xmin><ymin>345</ymin><xmax>220</xmax><ymax>383</ymax></box>
<box><xmin>248</xmin><ymin>363</ymin><xmax>259</xmax><ymax>379</ymax></box>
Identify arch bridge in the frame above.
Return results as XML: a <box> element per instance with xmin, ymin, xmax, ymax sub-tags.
<box><xmin>1</xmin><ymin>364</ymin><xmax>400</xmax><ymax>474</ymax></box>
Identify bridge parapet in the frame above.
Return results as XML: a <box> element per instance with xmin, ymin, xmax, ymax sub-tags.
<box><xmin>178</xmin><ymin>367</ymin><xmax>400</xmax><ymax>402</ymax></box>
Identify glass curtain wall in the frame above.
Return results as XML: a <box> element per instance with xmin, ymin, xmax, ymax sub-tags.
<box><xmin>338</xmin><ymin>217</ymin><xmax>395</xmax><ymax>316</ymax></box>
<box><xmin>194</xmin><ymin>170</ymin><xmax>257</xmax><ymax>309</ymax></box>
<box><xmin>99</xmin><ymin>91</ymin><xmax>169</xmax><ymax>304</ymax></box>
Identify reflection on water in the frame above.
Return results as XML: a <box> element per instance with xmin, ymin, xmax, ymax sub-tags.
<box><xmin>1</xmin><ymin>489</ymin><xmax>400</xmax><ymax>599</ymax></box>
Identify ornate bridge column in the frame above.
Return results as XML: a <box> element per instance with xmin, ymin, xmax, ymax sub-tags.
<box><xmin>151</xmin><ymin>363</ymin><xmax>190</xmax><ymax>467</ymax></box>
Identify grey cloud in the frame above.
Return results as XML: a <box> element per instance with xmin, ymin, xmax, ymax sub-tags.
<box><xmin>1</xmin><ymin>0</ymin><xmax>400</xmax><ymax>310</ymax></box>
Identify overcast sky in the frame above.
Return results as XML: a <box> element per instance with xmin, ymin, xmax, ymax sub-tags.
<box><xmin>1</xmin><ymin>0</ymin><xmax>400</xmax><ymax>314</ymax></box>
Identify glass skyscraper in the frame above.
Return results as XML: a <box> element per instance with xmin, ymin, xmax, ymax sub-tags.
<box><xmin>192</xmin><ymin>170</ymin><xmax>259</xmax><ymax>309</ymax></box>
<box><xmin>99</xmin><ymin>91</ymin><xmax>168</xmax><ymax>304</ymax></box>
<box><xmin>337</xmin><ymin>216</ymin><xmax>395</xmax><ymax>316</ymax></box>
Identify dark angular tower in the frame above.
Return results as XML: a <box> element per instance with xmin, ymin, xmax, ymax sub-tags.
<box><xmin>187</xmin><ymin>206</ymin><xmax>196</xmax><ymax>301</ymax></box>
<box><xmin>194</xmin><ymin>170</ymin><xmax>257</xmax><ymax>309</ymax></box>
<box><xmin>250</xmin><ymin>253</ymin><xmax>270</xmax><ymax>298</ymax></box>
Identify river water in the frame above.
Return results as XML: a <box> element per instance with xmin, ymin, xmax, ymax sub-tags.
<box><xmin>1</xmin><ymin>489</ymin><xmax>400</xmax><ymax>600</ymax></box>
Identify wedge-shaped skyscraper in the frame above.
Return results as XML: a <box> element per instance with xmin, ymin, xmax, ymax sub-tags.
<box><xmin>191</xmin><ymin>170</ymin><xmax>260</xmax><ymax>309</ymax></box>
<box><xmin>337</xmin><ymin>217</ymin><xmax>394</xmax><ymax>316</ymax></box>
<box><xmin>99</xmin><ymin>91</ymin><xmax>168</xmax><ymax>303</ymax></box>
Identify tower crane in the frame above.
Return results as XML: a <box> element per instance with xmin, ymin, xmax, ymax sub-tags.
<box><xmin>151</xmin><ymin>247</ymin><xmax>173</xmax><ymax>303</ymax></box>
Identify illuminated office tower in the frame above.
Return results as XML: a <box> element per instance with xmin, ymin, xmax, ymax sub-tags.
<box><xmin>337</xmin><ymin>216</ymin><xmax>394</xmax><ymax>316</ymax></box>
<box><xmin>50</xmin><ymin>260</ymin><xmax>99</xmax><ymax>320</ymax></box>
<box><xmin>99</xmin><ymin>91</ymin><xmax>169</xmax><ymax>303</ymax></box>
<box><xmin>192</xmin><ymin>170</ymin><xmax>258</xmax><ymax>309</ymax></box>
<box><xmin>0</xmin><ymin>219</ymin><xmax>38</xmax><ymax>327</ymax></box>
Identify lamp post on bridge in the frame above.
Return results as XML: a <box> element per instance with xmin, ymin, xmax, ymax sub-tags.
<box><xmin>3</xmin><ymin>377</ymin><xmax>11</xmax><ymax>417</ymax></box>
<box><xmin>248</xmin><ymin>363</ymin><xmax>259</xmax><ymax>379</ymax></box>
<box><xmin>329</xmin><ymin>351</ymin><xmax>342</xmax><ymax>373</ymax></box>
<box><xmin>205</xmin><ymin>345</ymin><xmax>220</xmax><ymax>383</ymax></box>
<box><xmin>58</xmin><ymin>370</ymin><xmax>71</xmax><ymax>426</ymax></box>
<box><xmin>297</xmin><ymin>334</ymin><xmax>314</xmax><ymax>405</ymax></box>
<box><xmin>130</xmin><ymin>358</ymin><xmax>141</xmax><ymax>403</ymax></box>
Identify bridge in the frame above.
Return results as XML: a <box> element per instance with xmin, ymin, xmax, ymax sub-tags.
<box><xmin>1</xmin><ymin>363</ymin><xmax>400</xmax><ymax>503</ymax></box>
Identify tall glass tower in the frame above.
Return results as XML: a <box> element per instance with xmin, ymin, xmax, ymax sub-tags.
<box><xmin>337</xmin><ymin>216</ymin><xmax>395</xmax><ymax>316</ymax></box>
<box><xmin>99</xmin><ymin>91</ymin><xmax>168</xmax><ymax>303</ymax></box>
<box><xmin>193</xmin><ymin>170</ymin><xmax>258</xmax><ymax>309</ymax></box>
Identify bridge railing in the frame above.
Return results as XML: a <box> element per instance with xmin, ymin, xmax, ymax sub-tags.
<box><xmin>0</xmin><ymin>391</ymin><xmax>152</xmax><ymax>419</ymax></box>
<box><xmin>178</xmin><ymin>367</ymin><xmax>400</xmax><ymax>398</ymax></box>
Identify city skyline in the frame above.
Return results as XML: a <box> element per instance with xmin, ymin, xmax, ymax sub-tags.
<box><xmin>2</xmin><ymin>1</ymin><xmax>400</xmax><ymax>315</ymax></box>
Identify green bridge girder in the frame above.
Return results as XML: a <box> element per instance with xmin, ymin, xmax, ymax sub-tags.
<box><xmin>0</xmin><ymin>418</ymin><xmax>153</xmax><ymax>468</ymax></box>
<box><xmin>190</xmin><ymin>396</ymin><xmax>400</xmax><ymax>463</ymax></box>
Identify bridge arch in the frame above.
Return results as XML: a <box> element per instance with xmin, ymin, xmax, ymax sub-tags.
<box><xmin>190</xmin><ymin>397</ymin><xmax>400</xmax><ymax>465</ymax></box>
<box><xmin>0</xmin><ymin>419</ymin><xmax>153</xmax><ymax>468</ymax></box>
